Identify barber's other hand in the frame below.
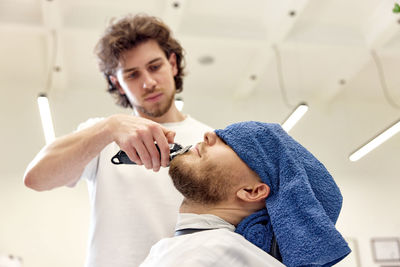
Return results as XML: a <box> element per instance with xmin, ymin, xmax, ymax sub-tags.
<box><xmin>107</xmin><ymin>114</ymin><xmax>175</xmax><ymax>171</ymax></box>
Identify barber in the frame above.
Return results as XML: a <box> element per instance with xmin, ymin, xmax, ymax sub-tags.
<box><xmin>23</xmin><ymin>14</ymin><xmax>212</xmax><ymax>267</ymax></box>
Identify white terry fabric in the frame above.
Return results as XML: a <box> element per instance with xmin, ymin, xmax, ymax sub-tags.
<box><xmin>139</xmin><ymin>213</ymin><xmax>285</xmax><ymax>267</ymax></box>
<box><xmin>77</xmin><ymin>116</ymin><xmax>213</xmax><ymax>267</ymax></box>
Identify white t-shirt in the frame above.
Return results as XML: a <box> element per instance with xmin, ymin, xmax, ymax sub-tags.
<box><xmin>77</xmin><ymin>116</ymin><xmax>213</xmax><ymax>267</ymax></box>
<box><xmin>139</xmin><ymin>213</ymin><xmax>285</xmax><ymax>267</ymax></box>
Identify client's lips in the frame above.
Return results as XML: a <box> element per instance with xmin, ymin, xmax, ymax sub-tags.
<box><xmin>191</xmin><ymin>144</ymin><xmax>201</xmax><ymax>157</ymax></box>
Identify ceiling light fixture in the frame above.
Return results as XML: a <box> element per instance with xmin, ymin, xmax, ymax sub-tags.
<box><xmin>349</xmin><ymin>119</ymin><xmax>400</xmax><ymax>161</ymax></box>
<box><xmin>273</xmin><ymin>45</ymin><xmax>308</xmax><ymax>132</ymax></box>
<box><xmin>37</xmin><ymin>93</ymin><xmax>55</xmax><ymax>144</ymax></box>
<box><xmin>349</xmin><ymin>50</ymin><xmax>400</xmax><ymax>161</ymax></box>
<box><xmin>198</xmin><ymin>55</ymin><xmax>214</xmax><ymax>65</ymax></box>
<box><xmin>37</xmin><ymin>29</ymin><xmax>58</xmax><ymax>144</ymax></box>
<box><xmin>281</xmin><ymin>103</ymin><xmax>309</xmax><ymax>132</ymax></box>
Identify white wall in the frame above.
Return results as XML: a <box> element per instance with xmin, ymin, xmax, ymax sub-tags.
<box><xmin>336</xmin><ymin>172</ymin><xmax>400</xmax><ymax>267</ymax></box>
<box><xmin>0</xmin><ymin>172</ymin><xmax>89</xmax><ymax>267</ymax></box>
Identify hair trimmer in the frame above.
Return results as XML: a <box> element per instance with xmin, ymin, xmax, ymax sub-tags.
<box><xmin>111</xmin><ymin>143</ymin><xmax>192</xmax><ymax>165</ymax></box>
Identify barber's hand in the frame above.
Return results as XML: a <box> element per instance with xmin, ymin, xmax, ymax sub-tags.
<box><xmin>107</xmin><ymin>114</ymin><xmax>176</xmax><ymax>171</ymax></box>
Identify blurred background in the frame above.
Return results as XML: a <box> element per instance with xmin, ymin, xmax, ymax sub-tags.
<box><xmin>0</xmin><ymin>0</ymin><xmax>399</xmax><ymax>266</ymax></box>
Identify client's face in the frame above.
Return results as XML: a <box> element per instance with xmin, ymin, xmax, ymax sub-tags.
<box><xmin>169</xmin><ymin>131</ymin><xmax>253</xmax><ymax>205</ymax></box>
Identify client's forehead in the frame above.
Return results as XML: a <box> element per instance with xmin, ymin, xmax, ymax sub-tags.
<box><xmin>215</xmin><ymin>132</ymin><xmax>261</xmax><ymax>181</ymax></box>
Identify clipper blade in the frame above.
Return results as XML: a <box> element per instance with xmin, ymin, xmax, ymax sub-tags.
<box><xmin>170</xmin><ymin>145</ymin><xmax>192</xmax><ymax>161</ymax></box>
<box><xmin>111</xmin><ymin>143</ymin><xmax>192</xmax><ymax>165</ymax></box>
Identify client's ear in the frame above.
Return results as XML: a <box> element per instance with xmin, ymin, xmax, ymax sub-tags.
<box><xmin>236</xmin><ymin>183</ymin><xmax>270</xmax><ymax>202</ymax></box>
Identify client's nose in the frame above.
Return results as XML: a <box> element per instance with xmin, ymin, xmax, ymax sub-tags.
<box><xmin>203</xmin><ymin>132</ymin><xmax>217</xmax><ymax>146</ymax></box>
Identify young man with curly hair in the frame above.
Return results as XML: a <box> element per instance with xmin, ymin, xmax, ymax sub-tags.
<box><xmin>24</xmin><ymin>14</ymin><xmax>212</xmax><ymax>267</ymax></box>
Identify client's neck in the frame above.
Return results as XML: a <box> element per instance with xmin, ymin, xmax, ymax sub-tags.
<box><xmin>179</xmin><ymin>198</ymin><xmax>257</xmax><ymax>226</ymax></box>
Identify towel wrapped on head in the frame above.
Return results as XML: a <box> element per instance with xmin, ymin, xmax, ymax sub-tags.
<box><xmin>215</xmin><ymin>121</ymin><xmax>351</xmax><ymax>267</ymax></box>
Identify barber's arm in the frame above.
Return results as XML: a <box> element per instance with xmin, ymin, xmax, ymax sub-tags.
<box><xmin>23</xmin><ymin>114</ymin><xmax>175</xmax><ymax>191</ymax></box>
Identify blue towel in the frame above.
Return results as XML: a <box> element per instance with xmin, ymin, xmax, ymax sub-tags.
<box><xmin>215</xmin><ymin>121</ymin><xmax>351</xmax><ymax>267</ymax></box>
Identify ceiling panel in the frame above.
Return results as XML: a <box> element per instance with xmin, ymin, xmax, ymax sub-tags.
<box><xmin>0</xmin><ymin>0</ymin><xmax>42</xmax><ymax>25</ymax></box>
<box><xmin>0</xmin><ymin>0</ymin><xmax>399</xmax><ymax>180</ymax></box>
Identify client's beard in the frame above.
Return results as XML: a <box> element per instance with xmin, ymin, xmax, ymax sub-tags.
<box><xmin>169</xmin><ymin>154</ymin><xmax>231</xmax><ymax>205</ymax></box>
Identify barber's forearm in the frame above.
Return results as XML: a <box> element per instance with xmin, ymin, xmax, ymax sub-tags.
<box><xmin>23</xmin><ymin>118</ymin><xmax>113</xmax><ymax>191</ymax></box>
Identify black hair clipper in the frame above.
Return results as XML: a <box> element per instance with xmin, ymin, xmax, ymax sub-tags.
<box><xmin>111</xmin><ymin>143</ymin><xmax>192</xmax><ymax>165</ymax></box>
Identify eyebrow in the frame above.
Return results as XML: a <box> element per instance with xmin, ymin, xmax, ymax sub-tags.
<box><xmin>122</xmin><ymin>57</ymin><xmax>163</xmax><ymax>73</ymax></box>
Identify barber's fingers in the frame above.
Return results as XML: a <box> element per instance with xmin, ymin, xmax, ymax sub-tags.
<box><xmin>139</xmin><ymin>127</ymin><xmax>176</xmax><ymax>170</ymax></box>
<box><xmin>141</xmin><ymin>133</ymin><xmax>163</xmax><ymax>171</ymax></box>
<box><xmin>134</xmin><ymin>140</ymin><xmax>153</xmax><ymax>169</ymax></box>
<box><xmin>113</xmin><ymin>117</ymin><xmax>176</xmax><ymax>170</ymax></box>
<box><xmin>152</xmin><ymin>130</ymin><xmax>173</xmax><ymax>169</ymax></box>
<box><xmin>165</xmin><ymin>131</ymin><xmax>176</xmax><ymax>144</ymax></box>
<box><xmin>125</xmin><ymin>147</ymin><xmax>143</xmax><ymax>166</ymax></box>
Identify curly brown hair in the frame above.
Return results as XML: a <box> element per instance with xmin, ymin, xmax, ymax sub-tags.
<box><xmin>95</xmin><ymin>14</ymin><xmax>185</xmax><ymax>108</ymax></box>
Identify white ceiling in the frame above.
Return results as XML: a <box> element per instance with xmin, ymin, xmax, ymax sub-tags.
<box><xmin>1</xmin><ymin>0</ymin><xmax>399</xmax><ymax>181</ymax></box>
